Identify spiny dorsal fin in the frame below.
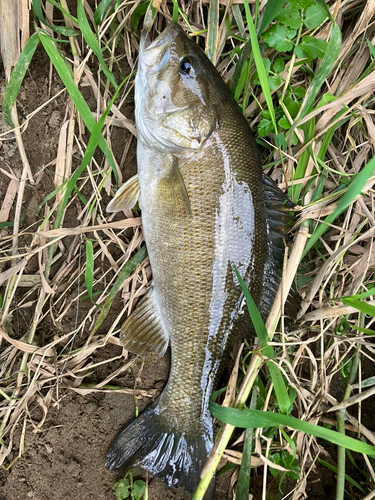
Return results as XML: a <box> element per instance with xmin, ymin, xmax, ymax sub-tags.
<box><xmin>120</xmin><ymin>287</ymin><xmax>169</xmax><ymax>356</ymax></box>
<box><xmin>107</xmin><ymin>174</ymin><xmax>140</xmax><ymax>212</ymax></box>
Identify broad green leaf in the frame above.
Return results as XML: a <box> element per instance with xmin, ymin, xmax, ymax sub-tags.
<box><xmin>269</xmin><ymin>75</ymin><xmax>281</xmax><ymax>91</ymax></box>
<box><xmin>273</xmin><ymin>56</ymin><xmax>285</xmax><ymax>74</ymax></box>
<box><xmin>294</xmin><ymin>36</ymin><xmax>327</xmax><ymax>59</ymax></box>
<box><xmin>288</xmin><ymin>0</ymin><xmax>314</xmax><ymax>9</ymax></box>
<box><xmin>277</xmin><ymin>6</ymin><xmax>302</xmax><ymax>30</ymax></box>
<box><xmin>278</xmin><ymin>117</ymin><xmax>291</xmax><ymax>129</ymax></box>
<box><xmin>77</xmin><ymin>0</ymin><xmax>118</xmax><ymax>89</ymax></box>
<box><xmin>209</xmin><ymin>401</ymin><xmax>375</xmax><ymax>457</ymax></box>
<box><xmin>263</xmin><ymin>25</ymin><xmax>295</xmax><ymax>52</ymax></box>
<box><xmin>258</xmin><ymin>118</ymin><xmax>273</xmax><ymax>138</ymax></box>
<box><xmin>132</xmin><ymin>480</ymin><xmax>146</xmax><ymax>500</ymax></box>
<box><xmin>2</xmin><ymin>33</ymin><xmax>40</xmax><ymax>126</ymax></box>
<box><xmin>94</xmin><ymin>0</ymin><xmax>115</xmax><ymax>25</ymax></box>
<box><xmin>304</xmin><ymin>4</ymin><xmax>328</xmax><ymax>29</ymax></box>
<box><xmin>113</xmin><ymin>478</ymin><xmax>130</xmax><ymax>499</ymax></box>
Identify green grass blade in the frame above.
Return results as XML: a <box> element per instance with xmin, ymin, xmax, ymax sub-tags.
<box><xmin>86</xmin><ymin>246</ymin><xmax>148</xmax><ymax>344</ymax></box>
<box><xmin>341</xmin><ymin>298</ymin><xmax>375</xmax><ymax>317</ymax></box>
<box><xmin>2</xmin><ymin>33</ymin><xmax>40</xmax><ymax>126</ymax></box>
<box><xmin>232</xmin><ymin>39</ymin><xmax>252</xmax><ymax>99</ymax></box>
<box><xmin>131</xmin><ymin>2</ymin><xmax>150</xmax><ymax>31</ymax></box>
<box><xmin>54</xmin><ymin>75</ymin><xmax>126</xmax><ymax>229</ymax></box>
<box><xmin>234</xmin><ymin>267</ymin><xmax>291</xmax><ymax>414</ymax></box>
<box><xmin>94</xmin><ymin>0</ymin><xmax>115</xmax><ymax>25</ymax></box>
<box><xmin>303</xmin><ymin>155</ymin><xmax>375</xmax><ymax>257</ymax></box>
<box><xmin>367</xmin><ymin>39</ymin><xmax>375</xmax><ymax>58</ymax></box>
<box><xmin>38</xmin><ymin>32</ymin><xmax>118</xmax><ymax>183</ymax></box>
<box><xmin>85</xmin><ymin>240</ymin><xmax>94</xmax><ymax>302</ymax></box>
<box><xmin>209</xmin><ymin>402</ymin><xmax>375</xmax><ymax>457</ymax></box>
<box><xmin>232</xmin><ymin>4</ymin><xmax>245</xmax><ymax>37</ymax></box>
<box><xmin>257</xmin><ymin>0</ymin><xmax>285</xmax><ymax>35</ymax></box>
<box><xmin>172</xmin><ymin>0</ymin><xmax>179</xmax><ymax>23</ymax></box>
<box><xmin>46</xmin><ymin>0</ymin><xmax>78</xmax><ymax>23</ymax></box>
<box><xmin>77</xmin><ymin>0</ymin><xmax>118</xmax><ymax>89</ymax></box>
<box><xmin>318</xmin><ymin>459</ymin><xmax>365</xmax><ymax>493</ymax></box>
<box><xmin>236</xmin><ymin>390</ymin><xmax>257</xmax><ymax>500</ymax></box>
<box><xmin>32</xmin><ymin>0</ymin><xmax>78</xmax><ymax>36</ymax></box>
<box><xmin>143</xmin><ymin>0</ymin><xmax>162</xmax><ymax>31</ymax></box>
<box><xmin>343</xmin><ymin>287</ymin><xmax>375</xmax><ymax>300</ymax></box>
<box><xmin>297</xmin><ymin>22</ymin><xmax>342</xmax><ymax>121</ymax></box>
<box><xmin>244</xmin><ymin>0</ymin><xmax>277</xmax><ymax>132</ymax></box>
<box><xmin>206</xmin><ymin>0</ymin><xmax>219</xmax><ymax>63</ymax></box>
<box><xmin>36</xmin><ymin>182</ymin><xmax>67</xmax><ymax>215</ymax></box>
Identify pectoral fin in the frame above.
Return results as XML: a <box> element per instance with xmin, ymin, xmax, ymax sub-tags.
<box><xmin>120</xmin><ymin>287</ymin><xmax>169</xmax><ymax>356</ymax></box>
<box><xmin>107</xmin><ymin>175</ymin><xmax>140</xmax><ymax>212</ymax></box>
<box><xmin>158</xmin><ymin>156</ymin><xmax>192</xmax><ymax>218</ymax></box>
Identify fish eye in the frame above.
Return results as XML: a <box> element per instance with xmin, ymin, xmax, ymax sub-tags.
<box><xmin>180</xmin><ymin>58</ymin><xmax>194</xmax><ymax>76</ymax></box>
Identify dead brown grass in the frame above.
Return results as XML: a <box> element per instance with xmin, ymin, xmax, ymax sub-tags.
<box><xmin>0</xmin><ymin>1</ymin><xmax>375</xmax><ymax>499</ymax></box>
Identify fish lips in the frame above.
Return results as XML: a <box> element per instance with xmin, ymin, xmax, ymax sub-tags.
<box><xmin>139</xmin><ymin>22</ymin><xmax>184</xmax><ymax>68</ymax></box>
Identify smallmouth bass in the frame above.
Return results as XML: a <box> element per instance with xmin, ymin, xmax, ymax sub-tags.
<box><xmin>106</xmin><ymin>22</ymin><xmax>298</xmax><ymax>495</ymax></box>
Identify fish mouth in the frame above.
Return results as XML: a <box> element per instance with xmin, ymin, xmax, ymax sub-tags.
<box><xmin>140</xmin><ymin>22</ymin><xmax>183</xmax><ymax>56</ymax></box>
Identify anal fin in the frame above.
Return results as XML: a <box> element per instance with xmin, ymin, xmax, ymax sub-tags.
<box><xmin>107</xmin><ymin>174</ymin><xmax>140</xmax><ymax>212</ymax></box>
<box><xmin>120</xmin><ymin>287</ymin><xmax>169</xmax><ymax>356</ymax></box>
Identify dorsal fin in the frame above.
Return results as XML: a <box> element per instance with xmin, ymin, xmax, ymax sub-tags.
<box><xmin>259</xmin><ymin>175</ymin><xmax>300</xmax><ymax>322</ymax></box>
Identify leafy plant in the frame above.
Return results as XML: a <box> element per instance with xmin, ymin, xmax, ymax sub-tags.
<box><xmin>113</xmin><ymin>470</ymin><xmax>146</xmax><ymax>500</ymax></box>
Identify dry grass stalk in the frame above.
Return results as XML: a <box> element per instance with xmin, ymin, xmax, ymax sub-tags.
<box><xmin>1</xmin><ymin>2</ymin><xmax>375</xmax><ymax>499</ymax></box>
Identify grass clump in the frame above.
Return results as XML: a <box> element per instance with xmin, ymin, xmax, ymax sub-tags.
<box><xmin>1</xmin><ymin>1</ymin><xmax>375</xmax><ymax>499</ymax></box>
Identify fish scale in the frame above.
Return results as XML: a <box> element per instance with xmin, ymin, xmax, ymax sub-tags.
<box><xmin>105</xmin><ymin>21</ymin><xmax>299</xmax><ymax>496</ymax></box>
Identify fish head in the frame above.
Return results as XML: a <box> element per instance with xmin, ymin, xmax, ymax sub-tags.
<box><xmin>135</xmin><ymin>22</ymin><xmax>218</xmax><ymax>154</ymax></box>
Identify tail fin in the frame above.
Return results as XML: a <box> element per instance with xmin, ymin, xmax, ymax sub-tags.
<box><xmin>105</xmin><ymin>401</ymin><xmax>214</xmax><ymax>494</ymax></box>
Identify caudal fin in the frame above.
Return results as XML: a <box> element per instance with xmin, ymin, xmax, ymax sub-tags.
<box><xmin>105</xmin><ymin>401</ymin><xmax>213</xmax><ymax>494</ymax></box>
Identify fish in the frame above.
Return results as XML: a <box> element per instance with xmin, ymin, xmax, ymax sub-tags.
<box><xmin>105</xmin><ymin>22</ymin><xmax>298</xmax><ymax>495</ymax></box>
